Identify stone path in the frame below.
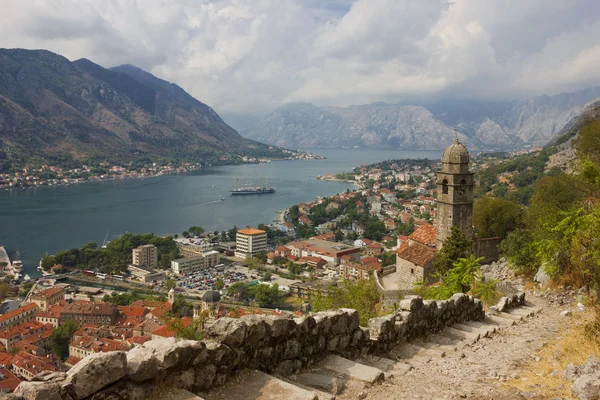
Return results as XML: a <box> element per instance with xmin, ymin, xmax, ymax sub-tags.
<box><xmin>203</xmin><ymin>297</ymin><xmax>560</xmax><ymax>400</ymax></box>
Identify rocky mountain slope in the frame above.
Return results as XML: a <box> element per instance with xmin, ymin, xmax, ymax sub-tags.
<box><xmin>0</xmin><ymin>49</ymin><xmax>282</xmax><ymax>164</ymax></box>
<box><xmin>244</xmin><ymin>88</ymin><xmax>600</xmax><ymax>150</ymax></box>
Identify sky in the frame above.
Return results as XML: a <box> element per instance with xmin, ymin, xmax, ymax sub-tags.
<box><xmin>2</xmin><ymin>0</ymin><xmax>600</xmax><ymax>128</ymax></box>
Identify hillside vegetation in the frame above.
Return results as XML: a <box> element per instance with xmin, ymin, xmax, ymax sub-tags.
<box><xmin>0</xmin><ymin>49</ymin><xmax>287</xmax><ymax>171</ymax></box>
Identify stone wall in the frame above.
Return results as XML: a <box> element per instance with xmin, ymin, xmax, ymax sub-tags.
<box><xmin>11</xmin><ymin>292</ymin><xmax>517</xmax><ymax>400</ymax></box>
<box><xmin>474</xmin><ymin>237</ymin><xmax>500</xmax><ymax>264</ymax></box>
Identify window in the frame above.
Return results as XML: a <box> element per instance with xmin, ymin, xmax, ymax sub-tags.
<box><xmin>459</xmin><ymin>179</ymin><xmax>467</xmax><ymax>195</ymax></box>
<box><xmin>442</xmin><ymin>179</ymin><xmax>448</xmax><ymax>194</ymax></box>
<box><xmin>410</xmin><ymin>268</ymin><xmax>414</xmax><ymax>274</ymax></box>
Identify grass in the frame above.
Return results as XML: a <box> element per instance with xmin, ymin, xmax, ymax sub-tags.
<box><xmin>503</xmin><ymin>308</ymin><xmax>600</xmax><ymax>399</ymax></box>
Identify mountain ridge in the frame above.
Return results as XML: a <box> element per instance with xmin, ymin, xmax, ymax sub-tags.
<box><xmin>0</xmin><ymin>48</ymin><xmax>284</xmax><ymax>168</ymax></box>
<box><xmin>243</xmin><ymin>87</ymin><xmax>600</xmax><ymax>150</ymax></box>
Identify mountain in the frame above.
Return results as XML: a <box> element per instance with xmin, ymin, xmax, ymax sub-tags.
<box><xmin>244</xmin><ymin>88</ymin><xmax>600</xmax><ymax>150</ymax></box>
<box><xmin>0</xmin><ymin>49</ymin><xmax>282</xmax><ymax>165</ymax></box>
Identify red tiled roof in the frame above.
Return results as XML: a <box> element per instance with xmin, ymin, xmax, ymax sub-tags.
<box><xmin>127</xmin><ymin>336</ymin><xmax>150</xmax><ymax>345</ymax></box>
<box><xmin>0</xmin><ymin>352</ymin><xmax>13</xmax><ymax>367</ymax></box>
<box><xmin>0</xmin><ymin>368</ymin><xmax>20</xmax><ymax>392</ymax></box>
<box><xmin>152</xmin><ymin>317</ymin><xmax>192</xmax><ymax>338</ymax></box>
<box><xmin>0</xmin><ymin>304</ymin><xmax>38</xmax><ymax>324</ymax></box>
<box><xmin>35</xmin><ymin>304</ymin><xmax>63</xmax><ymax>319</ymax></box>
<box><xmin>397</xmin><ymin>243</ymin><xmax>437</xmax><ymax>267</ymax></box>
<box><xmin>408</xmin><ymin>224</ymin><xmax>437</xmax><ymax>246</ymax></box>
<box><xmin>65</xmin><ymin>356</ymin><xmax>82</xmax><ymax>366</ymax></box>
<box><xmin>149</xmin><ymin>302</ymin><xmax>172</xmax><ymax>319</ymax></box>
<box><xmin>117</xmin><ymin>306</ymin><xmax>149</xmax><ymax>318</ymax></box>
<box><xmin>31</xmin><ymin>287</ymin><xmax>63</xmax><ymax>299</ymax></box>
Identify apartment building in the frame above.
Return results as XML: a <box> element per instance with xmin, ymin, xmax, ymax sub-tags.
<box><xmin>30</xmin><ymin>287</ymin><xmax>64</xmax><ymax>312</ymax></box>
<box><xmin>0</xmin><ymin>304</ymin><xmax>38</xmax><ymax>330</ymax></box>
<box><xmin>132</xmin><ymin>244</ymin><xmax>158</xmax><ymax>269</ymax></box>
<box><xmin>59</xmin><ymin>302</ymin><xmax>117</xmax><ymax>326</ymax></box>
<box><xmin>171</xmin><ymin>250</ymin><xmax>220</xmax><ymax>275</ymax></box>
<box><xmin>235</xmin><ymin>228</ymin><xmax>267</xmax><ymax>259</ymax></box>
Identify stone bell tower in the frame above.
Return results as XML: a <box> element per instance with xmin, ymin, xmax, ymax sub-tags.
<box><xmin>436</xmin><ymin>137</ymin><xmax>474</xmax><ymax>248</ymax></box>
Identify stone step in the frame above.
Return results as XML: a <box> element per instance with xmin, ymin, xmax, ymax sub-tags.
<box><xmin>425</xmin><ymin>333</ymin><xmax>461</xmax><ymax>347</ymax></box>
<box><xmin>496</xmin><ymin>312</ymin><xmax>524</xmax><ymax>321</ymax></box>
<box><xmin>507</xmin><ymin>308</ymin><xmax>535</xmax><ymax>317</ymax></box>
<box><xmin>410</xmin><ymin>343</ymin><xmax>447</xmax><ymax>358</ymax></box>
<box><xmin>317</xmin><ymin>355</ymin><xmax>384</xmax><ymax>384</ymax></box>
<box><xmin>442</xmin><ymin>327</ymin><xmax>480</xmax><ymax>344</ymax></box>
<box><xmin>521</xmin><ymin>305</ymin><xmax>543</xmax><ymax>315</ymax></box>
<box><xmin>452</xmin><ymin>323</ymin><xmax>491</xmax><ymax>338</ymax></box>
<box><xmin>402</xmin><ymin>354</ymin><xmax>432</xmax><ymax>367</ymax></box>
<box><xmin>389</xmin><ymin>343</ymin><xmax>420</xmax><ymax>359</ymax></box>
<box><xmin>152</xmin><ymin>388</ymin><xmax>206</xmax><ymax>400</ymax></box>
<box><xmin>293</xmin><ymin>372</ymin><xmax>343</xmax><ymax>396</ymax></box>
<box><xmin>485</xmin><ymin>315</ymin><xmax>517</xmax><ymax>326</ymax></box>
<box><xmin>390</xmin><ymin>362</ymin><xmax>414</xmax><ymax>376</ymax></box>
<box><xmin>204</xmin><ymin>369</ymin><xmax>319</xmax><ymax>400</ymax></box>
<box><xmin>462</xmin><ymin>321</ymin><xmax>497</xmax><ymax>337</ymax></box>
<box><xmin>358</xmin><ymin>355</ymin><xmax>398</xmax><ymax>371</ymax></box>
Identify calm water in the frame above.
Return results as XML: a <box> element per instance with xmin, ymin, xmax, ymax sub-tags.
<box><xmin>0</xmin><ymin>148</ymin><xmax>439</xmax><ymax>275</ymax></box>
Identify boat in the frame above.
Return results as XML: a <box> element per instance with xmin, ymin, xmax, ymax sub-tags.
<box><xmin>23</xmin><ymin>274</ymin><xmax>31</xmax><ymax>282</ymax></box>
<box><xmin>229</xmin><ymin>177</ymin><xmax>276</xmax><ymax>196</ymax></box>
<box><xmin>101</xmin><ymin>230</ymin><xmax>110</xmax><ymax>249</ymax></box>
<box><xmin>221</xmin><ymin>198</ymin><xmax>225</xmax><ymax>201</ymax></box>
<box><xmin>12</xmin><ymin>250</ymin><xmax>23</xmax><ymax>271</ymax></box>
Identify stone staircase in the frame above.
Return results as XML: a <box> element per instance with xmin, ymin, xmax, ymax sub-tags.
<box><xmin>201</xmin><ymin>304</ymin><xmax>543</xmax><ymax>400</ymax></box>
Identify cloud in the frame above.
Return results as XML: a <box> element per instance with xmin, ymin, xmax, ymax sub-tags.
<box><xmin>1</xmin><ymin>0</ymin><xmax>600</xmax><ymax>125</ymax></box>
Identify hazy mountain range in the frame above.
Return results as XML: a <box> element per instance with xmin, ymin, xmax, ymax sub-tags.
<box><xmin>243</xmin><ymin>88</ymin><xmax>600</xmax><ymax>150</ymax></box>
<box><xmin>0</xmin><ymin>49</ymin><xmax>283</xmax><ymax>164</ymax></box>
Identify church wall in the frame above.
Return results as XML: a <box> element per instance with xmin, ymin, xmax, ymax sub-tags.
<box><xmin>474</xmin><ymin>237</ymin><xmax>500</xmax><ymax>263</ymax></box>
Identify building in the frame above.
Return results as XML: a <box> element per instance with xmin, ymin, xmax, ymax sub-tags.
<box><xmin>132</xmin><ymin>244</ymin><xmax>158</xmax><ymax>269</ymax></box>
<box><xmin>0</xmin><ymin>368</ymin><xmax>21</xmax><ymax>393</ymax></box>
<box><xmin>395</xmin><ymin>223</ymin><xmax>438</xmax><ymax>290</ymax></box>
<box><xmin>29</xmin><ymin>288</ymin><xmax>64</xmax><ymax>312</ymax></box>
<box><xmin>69</xmin><ymin>337</ymin><xmax>130</xmax><ymax>359</ymax></box>
<box><xmin>436</xmin><ymin>138</ymin><xmax>474</xmax><ymax>248</ymax></box>
<box><xmin>235</xmin><ymin>228</ymin><xmax>267</xmax><ymax>259</ymax></box>
<box><xmin>178</xmin><ymin>243</ymin><xmax>206</xmax><ymax>258</ymax></box>
<box><xmin>10</xmin><ymin>352</ymin><xmax>59</xmax><ymax>381</ymax></box>
<box><xmin>343</xmin><ymin>261</ymin><xmax>381</xmax><ymax>280</ymax></box>
<box><xmin>0</xmin><ymin>304</ymin><xmax>38</xmax><ymax>330</ymax></box>
<box><xmin>171</xmin><ymin>251</ymin><xmax>220</xmax><ymax>275</ymax></box>
<box><xmin>127</xmin><ymin>264</ymin><xmax>166</xmax><ymax>283</ymax></box>
<box><xmin>289</xmin><ymin>281</ymin><xmax>337</xmax><ymax>299</ymax></box>
<box><xmin>286</xmin><ymin>239</ymin><xmax>360</xmax><ymax>266</ymax></box>
<box><xmin>60</xmin><ymin>302</ymin><xmax>118</xmax><ymax>326</ymax></box>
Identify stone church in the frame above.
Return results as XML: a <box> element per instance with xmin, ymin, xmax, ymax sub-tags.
<box><xmin>395</xmin><ymin>138</ymin><xmax>498</xmax><ymax>290</ymax></box>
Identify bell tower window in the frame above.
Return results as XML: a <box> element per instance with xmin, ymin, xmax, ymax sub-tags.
<box><xmin>442</xmin><ymin>179</ymin><xmax>448</xmax><ymax>194</ymax></box>
<box><xmin>459</xmin><ymin>179</ymin><xmax>466</xmax><ymax>195</ymax></box>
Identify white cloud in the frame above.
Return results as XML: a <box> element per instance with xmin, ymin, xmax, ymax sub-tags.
<box><xmin>1</xmin><ymin>0</ymin><xmax>600</xmax><ymax>124</ymax></box>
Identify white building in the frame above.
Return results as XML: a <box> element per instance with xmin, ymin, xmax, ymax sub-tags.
<box><xmin>235</xmin><ymin>228</ymin><xmax>267</xmax><ymax>259</ymax></box>
<box><xmin>171</xmin><ymin>251</ymin><xmax>220</xmax><ymax>275</ymax></box>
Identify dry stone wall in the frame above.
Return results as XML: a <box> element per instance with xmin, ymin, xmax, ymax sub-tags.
<box><xmin>8</xmin><ymin>292</ymin><xmax>521</xmax><ymax>400</ymax></box>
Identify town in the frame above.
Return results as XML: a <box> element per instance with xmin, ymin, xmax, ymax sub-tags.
<box><xmin>0</xmin><ymin>148</ymin><xmax>324</xmax><ymax>189</ymax></box>
<box><xmin>0</xmin><ymin>140</ymin><xmax>577</xmax><ymax>394</ymax></box>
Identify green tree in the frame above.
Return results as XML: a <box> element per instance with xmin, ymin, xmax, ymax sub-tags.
<box><xmin>434</xmin><ymin>227</ymin><xmax>473</xmax><ymax>275</ymax></box>
<box><xmin>228</xmin><ymin>282</ymin><xmax>250</xmax><ymax>301</ymax></box>
<box><xmin>164</xmin><ymin>278</ymin><xmax>176</xmax><ymax>291</ymax></box>
<box><xmin>473</xmin><ymin>197</ymin><xmax>525</xmax><ymax>240</ymax></box>
<box><xmin>311</xmin><ymin>280</ymin><xmax>380</xmax><ymax>327</ymax></box>
<box><xmin>499</xmin><ymin>229</ymin><xmax>539</xmax><ymax>276</ymax></box>
<box><xmin>215</xmin><ymin>278</ymin><xmax>225</xmax><ymax>290</ymax></box>
<box><xmin>263</xmin><ymin>271</ymin><xmax>273</xmax><ymax>281</ymax></box>
<box><xmin>50</xmin><ymin>320</ymin><xmax>79</xmax><ymax>359</ymax></box>
<box><xmin>249</xmin><ymin>283</ymin><xmax>281</xmax><ymax>307</ymax></box>
<box><xmin>40</xmin><ymin>255</ymin><xmax>56</xmax><ymax>271</ymax></box>
<box><xmin>228</xmin><ymin>226</ymin><xmax>238</xmax><ymax>241</ymax></box>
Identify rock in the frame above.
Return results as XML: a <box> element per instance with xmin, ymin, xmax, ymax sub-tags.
<box><xmin>560</xmin><ymin>310</ymin><xmax>573</xmax><ymax>317</ymax></box>
<box><xmin>207</xmin><ymin>318</ymin><xmax>247</xmax><ymax>346</ymax></box>
<box><xmin>534</xmin><ymin>267</ymin><xmax>551</xmax><ymax>287</ymax></box>
<box><xmin>64</xmin><ymin>351</ymin><xmax>127</xmax><ymax>400</ymax></box>
<box><xmin>581</xmin><ymin>356</ymin><xmax>600</xmax><ymax>375</ymax></box>
<box><xmin>141</xmin><ymin>338</ymin><xmax>203</xmax><ymax>370</ymax></box>
<box><xmin>14</xmin><ymin>381</ymin><xmax>63</xmax><ymax>400</ymax></box>
<box><xmin>564</xmin><ymin>363</ymin><xmax>580</xmax><ymax>380</ymax></box>
<box><xmin>572</xmin><ymin>374</ymin><xmax>600</xmax><ymax>400</ymax></box>
<box><xmin>126</xmin><ymin>346</ymin><xmax>159</xmax><ymax>382</ymax></box>
<box><xmin>357</xmin><ymin>390</ymin><xmax>368</xmax><ymax>400</ymax></box>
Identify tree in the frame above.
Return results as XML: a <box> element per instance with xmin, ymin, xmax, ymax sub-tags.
<box><xmin>215</xmin><ymin>278</ymin><xmax>225</xmax><ymax>290</ymax></box>
<box><xmin>182</xmin><ymin>231</ymin><xmax>190</xmax><ymax>238</ymax></box>
<box><xmin>50</xmin><ymin>320</ymin><xmax>79</xmax><ymax>359</ymax></box>
<box><xmin>249</xmin><ymin>283</ymin><xmax>281</xmax><ymax>307</ymax></box>
<box><xmin>263</xmin><ymin>272</ymin><xmax>272</xmax><ymax>281</ymax></box>
<box><xmin>188</xmin><ymin>226</ymin><xmax>205</xmax><ymax>237</ymax></box>
<box><xmin>40</xmin><ymin>255</ymin><xmax>56</xmax><ymax>271</ymax></box>
<box><xmin>287</xmin><ymin>263</ymin><xmax>302</xmax><ymax>275</ymax></box>
<box><xmin>311</xmin><ymin>280</ymin><xmax>380</xmax><ymax>327</ymax></box>
<box><xmin>334</xmin><ymin>229</ymin><xmax>344</xmax><ymax>242</ymax></box>
<box><xmin>473</xmin><ymin>197</ymin><xmax>525</xmax><ymax>240</ymax></box>
<box><xmin>228</xmin><ymin>226</ymin><xmax>238</xmax><ymax>241</ymax></box>
<box><xmin>228</xmin><ymin>282</ymin><xmax>250</xmax><ymax>301</ymax></box>
<box><xmin>499</xmin><ymin>229</ymin><xmax>539</xmax><ymax>276</ymax></box>
<box><xmin>164</xmin><ymin>278</ymin><xmax>176</xmax><ymax>290</ymax></box>
<box><xmin>434</xmin><ymin>227</ymin><xmax>473</xmax><ymax>275</ymax></box>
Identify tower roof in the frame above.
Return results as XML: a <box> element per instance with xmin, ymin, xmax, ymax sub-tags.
<box><xmin>441</xmin><ymin>137</ymin><xmax>470</xmax><ymax>164</ymax></box>
<box><xmin>202</xmin><ymin>290</ymin><xmax>221</xmax><ymax>303</ymax></box>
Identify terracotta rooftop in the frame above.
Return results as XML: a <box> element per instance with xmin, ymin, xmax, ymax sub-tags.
<box><xmin>396</xmin><ymin>242</ymin><xmax>438</xmax><ymax>267</ymax></box>
<box><xmin>408</xmin><ymin>224</ymin><xmax>437</xmax><ymax>246</ymax></box>
<box><xmin>0</xmin><ymin>368</ymin><xmax>20</xmax><ymax>392</ymax></box>
<box><xmin>65</xmin><ymin>356</ymin><xmax>82</xmax><ymax>366</ymax></box>
<box><xmin>0</xmin><ymin>303</ymin><xmax>38</xmax><ymax>324</ymax></box>
<box><xmin>61</xmin><ymin>302</ymin><xmax>116</xmax><ymax>316</ymax></box>
<box><xmin>117</xmin><ymin>306</ymin><xmax>149</xmax><ymax>318</ymax></box>
<box><xmin>237</xmin><ymin>228</ymin><xmax>266</xmax><ymax>236</ymax></box>
<box><xmin>31</xmin><ymin>287</ymin><xmax>63</xmax><ymax>299</ymax></box>
<box><xmin>151</xmin><ymin>317</ymin><xmax>192</xmax><ymax>338</ymax></box>
<box><xmin>0</xmin><ymin>352</ymin><xmax>13</xmax><ymax>367</ymax></box>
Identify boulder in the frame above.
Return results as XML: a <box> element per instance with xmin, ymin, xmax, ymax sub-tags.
<box><xmin>572</xmin><ymin>374</ymin><xmax>600</xmax><ymax>400</ymax></box>
<box><xmin>206</xmin><ymin>318</ymin><xmax>247</xmax><ymax>347</ymax></box>
<box><xmin>14</xmin><ymin>381</ymin><xmax>63</xmax><ymax>400</ymax></box>
<box><xmin>64</xmin><ymin>351</ymin><xmax>127</xmax><ymax>399</ymax></box>
<box><xmin>534</xmin><ymin>267</ymin><xmax>551</xmax><ymax>287</ymax></box>
<box><xmin>141</xmin><ymin>338</ymin><xmax>204</xmax><ymax>370</ymax></box>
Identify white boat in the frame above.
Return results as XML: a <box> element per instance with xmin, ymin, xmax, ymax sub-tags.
<box><xmin>101</xmin><ymin>230</ymin><xmax>110</xmax><ymax>248</ymax></box>
<box><xmin>23</xmin><ymin>274</ymin><xmax>31</xmax><ymax>282</ymax></box>
<box><xmin>12</xmin><ymin>250</ymin><xmax>23</xmax><ymax>271</ymax></box>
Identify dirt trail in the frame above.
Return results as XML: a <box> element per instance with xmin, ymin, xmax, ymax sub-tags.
<box><xmin>340</xmin><ymin>295</ymin><xmax>564</xmax><ymax>400</ymax></box>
